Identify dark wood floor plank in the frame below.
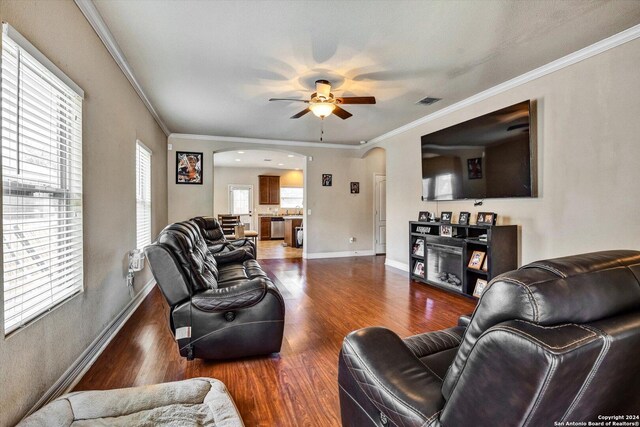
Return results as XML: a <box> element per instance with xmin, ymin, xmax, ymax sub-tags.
<box><xmin>73</xmin><ymin>256</ymin><xmax>475</xmax><ymax>426</ymax></box>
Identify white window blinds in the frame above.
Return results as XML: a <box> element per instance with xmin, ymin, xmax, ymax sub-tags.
<box><xmin>2</xmin><ymin>24</ymin><xmax>84</xmax><ymax>335</ymax></box>
<box><xmin>136</xmin><ymin>141</ymin><xmax>151</xmax><ymax>249</ymax></box>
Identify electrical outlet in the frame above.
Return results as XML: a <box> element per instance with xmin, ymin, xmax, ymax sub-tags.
<box><xmin>307</xmin><ymin>209</ymin><xmax>311</xmax><ymax>215</ymax></box>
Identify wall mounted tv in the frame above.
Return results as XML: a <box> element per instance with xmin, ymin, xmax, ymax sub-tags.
<box><xmin>421</xmin><ymin>100</ymin><xmax>536</xmax><ymax>201</ymax></box>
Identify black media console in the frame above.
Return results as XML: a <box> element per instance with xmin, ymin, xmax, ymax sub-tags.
<box><xmin>409</xmin><ymin>221</ymin><xmax>518</xmax><ymax>298</ymax></box>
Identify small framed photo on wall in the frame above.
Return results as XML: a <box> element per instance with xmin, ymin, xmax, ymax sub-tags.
<box><xmin>176</xmin><ymin>151</ymin><xmax>203</xmax><ymax>184</ymax></box>
<box><xmin>350</xmin><ymin>182</ymin><xmax>360</xmax><ymax>194</ymax></box>
<box><xmin>440</xmin><ymin>211</ymin><xmax>452</xmax><ymax>224</ymax></box>
<box><xmin>322</xmin><ymin>174</ymin><xmax>332</xmax><ymax>186</ymax></box>
<box><xmin>458</xmin><ymin>211</ymin><xmax>470</xmax><ymax>225</ymax></box>
<box><xmin>476</xmin><ymin>212</ymin><xmax>497</xmax><ymax>225</ymax></box>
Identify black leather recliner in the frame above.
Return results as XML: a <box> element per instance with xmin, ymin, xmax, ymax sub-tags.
<box><xmin>339</xmin><ymin>250</ymin><xmax>640</xmax><ymax>426</ymax></box>
<box><xmin>145</xmin><ymin>220</ymin><xmax>284</xmax><ymax>360</ymax></box>
<box><xmin>191</xmin><ymin>216</ymin><xmax>256</xmax><ymax>259</ymax></box>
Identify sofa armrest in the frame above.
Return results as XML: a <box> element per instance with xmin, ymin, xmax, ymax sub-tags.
<box><xmin>402</xmin><ymin>326</ymin><xmax>465</xmax><ymax>358</ymax></box>
<box><xmin>191</xmin><ymin>278</ymin><xmax>267</xmax><ymax>312</ymax></box>
<box><xmin>458</xmin><ymin>314</ymin><xmax>472</xmax><ymax>328</ymax></box>
<box><xmin>212</xmin><ymin>247</ymin><xmax>254</xmax><ymax>265</ymax></box>
<box><xmin>341</xmin><ymin>327</ymin><xmax>445</xmax><ymax>427</ymax></box>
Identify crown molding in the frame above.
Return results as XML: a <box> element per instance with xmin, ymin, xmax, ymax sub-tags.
<box><xmin>169</xmin><ymin>133</ymin><xmax>362</xmax><ymax>150</ymax></box>
<box><xmin>74</xmin><ymin>0</ymin><xmax>170</xmax><ymax>136</ymax></box>
<box><xmin>366</xmin><ymin>23</ymin><xmax>640</xmax><ymax>147</ymax></box>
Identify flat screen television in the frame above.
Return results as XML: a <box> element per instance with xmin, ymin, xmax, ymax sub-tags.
<box><xmin>421</xmin><ymin>100</ymin><xmax>535</xmax><ymax>201</ymax></box>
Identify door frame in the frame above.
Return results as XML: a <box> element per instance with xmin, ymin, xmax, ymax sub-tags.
<box><xmin>228</xmin><ymin>184</ymin><xmax>254</xmax><ymax>230</ymax></box>
<box><xmin>373</xmin><ymin>173</ymin><xmax>386</xmax><ymax>255</ymax></box>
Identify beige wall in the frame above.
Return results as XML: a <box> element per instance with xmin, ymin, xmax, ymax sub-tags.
<box><xmin>213</xmin><ymin>167</ymin><xmax>304</xmax><ymax>224</ymax></box>
<box><xmin>0</xmin><ymin>1</ymin><xmax>168</xmax><ymax>425</ymax></box>
<box><xmin>382</xmin><ymin>37</ymin><xmax>640</xmax><ymax>270</ymax></box>
<box><xmin>168</xmin><ymin>139</ymin><xmax>386</xmax><ymax>256</ymax></box>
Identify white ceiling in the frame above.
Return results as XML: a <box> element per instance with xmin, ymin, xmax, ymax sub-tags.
<box><xmin>93</xmin><ymin>0</ymin><xmax>640</xmax><ymax>145</ymax></box>
<box><xmin>213</xmin><ymin>149</ymin><xmax>305</xmax><ymax>170</ymax></box>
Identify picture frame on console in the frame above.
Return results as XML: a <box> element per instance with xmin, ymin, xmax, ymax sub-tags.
<box><xmin>468</xmin><ymin>250</ymin><xmax>486</xmax><ymax>269</ymax></box>
<box><xmin>473</xmin><ymin>278</ymin><xmax>488</xmax><ymax>298</ymax></box>
<box><xmin>413</xmin><ymin>261</ymin><xmax>425</xmax><ymax>277</ymax></box>
<box><xmin>476</xmin><ymin>212</ymin><xmax>497</xmax><ymax>225</ymax></box>
<box><xmin>440</xmin><ymin>211</ymin><xmax>452</xmax><ymax>224</ymax></box>
<box><xmin>440</xmin><ymin>225</ymin><xmax>453</xmax><ymax>238</ymax></box>
<box><xmin>458</xmin><ymin>211</ymin><xmax>470</xmax><ymax>225</ymax></box>
<box><xmin>418</xmin><ymin>211</ymin><xmax>430</xmax><ymax>222</ymax></box>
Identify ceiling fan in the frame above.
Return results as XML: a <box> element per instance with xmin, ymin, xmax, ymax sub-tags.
<box><xmin>269</xmin><ymin>80</ymin><xmax>376</xmax><ymax>120</ymax></box>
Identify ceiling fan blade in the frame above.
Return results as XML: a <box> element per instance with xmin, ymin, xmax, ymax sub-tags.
<box><xmin>315</xmin><ymin>80</ymin><xmax>331</xmax><ymax>99</ymax></box>
<box><xmin>332</xmin><ymin>105</ymin><xmax>352</xmax><ymax>120</ymax></box>
<box><xmin>290</xmin><ymin>108</ymin><xmax>311</xmax><ymax>119</ymax></box>
<box><xmin>336</xmin><ymin>96</ymin><xmax>376</xmax><ymax>104</ymax></box>
<box><xmin>269</xmin><ymin>98</ymin><xmax>309</xmax><ymax>103</ymax></box>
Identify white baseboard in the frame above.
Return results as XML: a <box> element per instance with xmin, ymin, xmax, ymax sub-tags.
<box><xmin>385</xmin><ymin>259</ymin><xmax>410</xmax><ymax>274</ymax></box>
<box><xmin>25</xmin><ymin>279</ymin><xmax>156</xmax><ymax>417</ymax></box>
<box><xmin>304</xmin><ymin>249</ymin><xmax>375</xmax><ymax>259</ymax></box>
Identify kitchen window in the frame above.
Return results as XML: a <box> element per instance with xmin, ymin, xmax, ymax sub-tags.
<box><xmin>1</xmin><ymin>24</ymin><xmax>84</xmax><ymax>334</ymax></box>
<box><xmin>280</xmin><ymin>187</ymin><xmax>303</xmax><ymax>209</ymax></box>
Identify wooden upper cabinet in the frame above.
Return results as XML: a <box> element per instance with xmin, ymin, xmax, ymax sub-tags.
<box><xmin>259</xmin><ymin>175</ymin><xmax>280</xmax><ymax>205</ymax></box>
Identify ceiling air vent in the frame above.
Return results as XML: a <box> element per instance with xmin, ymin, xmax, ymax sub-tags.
<box><xmin>416</xmin><ymin>96</ymin><xmax>442</xmax><ymax>106</ymax></box>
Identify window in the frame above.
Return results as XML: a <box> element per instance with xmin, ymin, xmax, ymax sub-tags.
<box><xmin>280</xmin><ymin>187</ymin><xmax>303</xmax><ymax>208</ymax></box>
<box><xmin>136</xmin><ymin>141</ymin><xmax>152</xmax><ymax>249</ymax></box>
<box><xmin>2</xmin><ymin>24</ymin><xmax>84</xmax><ymax>334</ymax></box>
<box><xmin>229</xmin><ymin>185</ymin><xmax>251</xmax><ymax>215</ymax></box>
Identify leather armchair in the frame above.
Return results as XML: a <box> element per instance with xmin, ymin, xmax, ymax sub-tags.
<box><xmin>191</xmin><ymin>216</ymin><xmax>256</xmax><ymax>259</ymax></box>
<box><xmin>339</xmin><ymin>250</ymin><xmax>640</xmax><ymax>426</ymax></box>
<box><xmin>145</xmin><ymin>221</ymin><xmax>284</xmax><ymax>360</ymax></box>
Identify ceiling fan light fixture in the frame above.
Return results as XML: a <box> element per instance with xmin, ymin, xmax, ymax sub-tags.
<box><xmin>309</xmin><ymin>102</ymin><xmax>335</xmax><ymax>118</ymax></box>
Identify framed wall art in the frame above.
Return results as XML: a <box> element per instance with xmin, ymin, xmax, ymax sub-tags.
<box><xmin>322</xmin><ymin>174</ymin><xmax>332</xmax><ymax>186</ymax></box>
<box><xmin>350</xmin><ymin>182</ymin><xmax>359</xmax><ymax>194</ymax></box>
<box><xmin>176</xmin><ymin>151</ymin><xmax>203</xmax><ymax>184</ymax></box>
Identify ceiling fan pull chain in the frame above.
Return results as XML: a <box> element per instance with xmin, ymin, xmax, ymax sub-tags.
<box><xmin>320</xmin><ymin>118</ymin><xmax>324</xmax><ymax>142</ymax></box>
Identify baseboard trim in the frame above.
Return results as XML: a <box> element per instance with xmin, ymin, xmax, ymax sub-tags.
<box><xmin>25</xmin><ymin>279</ymin><xmax>156</xmax><ymax>417</ymax></box>
<box><xmin>304</xmin><ymin>250</ymin><xmax>375</xmax><ymax>259</ymax></box>
<box><xmin>385</xmin><ymin>259</ymin><xmax>410</xmax><ymax>274</ymax></box>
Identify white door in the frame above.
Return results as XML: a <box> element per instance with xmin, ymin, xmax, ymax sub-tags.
<box><xmin>374</xmin><ymin>175</ymin><xmax>386</xmax><ymax>254</ymax></box>
<box><xmin>229</xmin><ymin>185</ymin><xmax>254</xmax><ymax>230</ymax></box>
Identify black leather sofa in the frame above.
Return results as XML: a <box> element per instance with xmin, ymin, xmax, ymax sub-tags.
<box><xmin>145</xmin><ymin>220</ymin><xmax>284</xmax><ymax>360</ymax></box>
<box><xmin>339</xmin><ymin>250</ymin><xmax>640</xmax><ymax>426</ymax></box>
<box><xmin>191</xmin><ymin>216</ymin><xmax>256</xmax><ymax>259</ymax></box>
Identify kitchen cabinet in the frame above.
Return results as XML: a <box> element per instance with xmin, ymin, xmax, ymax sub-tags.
<box><xmin>284</xmin><ymin>218</ymin><xmax>303</xmax><ymax>247</ymax></box>
<box><xmin>259</xmin><ymin>217</ymin><xmax>271</xmax><ymax>240</ymax></box>
<box><xmin>259</xmin><ymin>175</ymin><xmax>280</xmax><ymax>205</ymax></box>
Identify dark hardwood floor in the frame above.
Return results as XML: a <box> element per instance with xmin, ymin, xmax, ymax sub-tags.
<box><xmin>74</xmin><ymin>256</ymin><xmax>476</xmax><ymax>426</ymax></box>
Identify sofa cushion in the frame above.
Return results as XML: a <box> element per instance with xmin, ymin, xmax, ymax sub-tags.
<box><xmin>192</xmin><ymin>216</ymin><xmax>226</xmax><ymax>244</ymax></box>
<box><xmin>157</xmin><ymin>222</ymin><xmax>219</xmax><ymax>291</ymax></box>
